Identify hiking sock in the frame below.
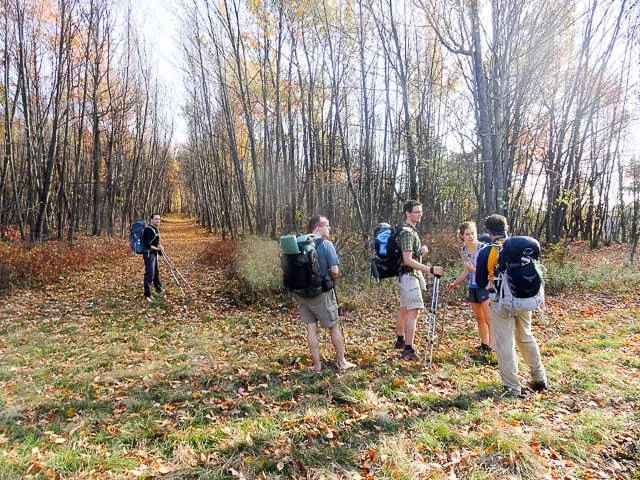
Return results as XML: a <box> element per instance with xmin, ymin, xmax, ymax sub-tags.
<box><xmin>403</xmin><ymin>344</ymin><xmax>414</xmax><ymax>352</ymax></box>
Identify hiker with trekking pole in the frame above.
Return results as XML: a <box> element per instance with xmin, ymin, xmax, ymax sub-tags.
<box><xmin>394</xmin><ymin>200</ymin><xmax>444</xmax><ymax>361</ymax></box>
<box><xmin>141</xmin><ymin>214</ymin><xmax>165</xmax><ymax>302</ymax></box>
<box><xmin>280</xmin><ymin>215</ymin><xmax>355</xmax><ymax>373</ymax></box>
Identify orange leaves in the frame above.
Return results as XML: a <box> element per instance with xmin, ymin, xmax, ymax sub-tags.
<box><xmin>0</xmin><ymin>236</ymin><xmax>126</xmax><ymax>297</ymax></box>
<box><xmin>199</xmin><ymin>238</ymin><xmax>238</xmax><ymax>270</ymax></box>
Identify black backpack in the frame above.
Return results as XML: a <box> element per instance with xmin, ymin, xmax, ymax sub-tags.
<box><xmin>280</xmin><ymin>234</ymin><xmax>325</xmax><ymax>297</ymax></box>
<box><xmin>495</xmin><ymin>236</ymin><xmax>545</xmax><ymax>312</ymax></box>
<box><xmin>371</xmin><ymin>223</ymin><xmax>409</xmax><ymax>279</ymax></box>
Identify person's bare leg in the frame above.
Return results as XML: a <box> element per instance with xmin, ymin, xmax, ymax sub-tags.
<box><xmin>481</xmin><ymin>300</ymin><xmax>493</xmax><ymax>348</ymax></box>
<box><xmin>403</xmin><ymin>308</ymin><xmax>421</xmax><ymax>347</ymax></box>
<box><xmin>329</xmin><ymin>324</ymin><xmax>355</xmax><ymax>369</ymax></box>
<box><xmin>471</xmin><ymin>302</ymin><xmax>491</xmax><ymax>346</ymax></box>
<box><xmin>396</xmin><ymin>307</ymin><xmax>407</xmax><ymax>336</ymax></box>
<box><xmin>305</xmin><ymin>323</ymin><xmax>322</xmax><ymax>372</ymax></box>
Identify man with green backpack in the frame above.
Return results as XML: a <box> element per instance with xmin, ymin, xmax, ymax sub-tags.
<box><xmin>281</xmin><ymin>216</ymin><xmax>355</xmax><ymax>373</ymax></box>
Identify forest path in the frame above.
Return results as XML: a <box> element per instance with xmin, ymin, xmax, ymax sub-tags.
<box><xmin>0</xmin><ymin>216</ymin><xmax>639</xmax><ymax>479</ymax></box>
<box><xmin>0</xmin><ymin>214</ymin><xmax>227</xmax><ymax>323</ymax></box>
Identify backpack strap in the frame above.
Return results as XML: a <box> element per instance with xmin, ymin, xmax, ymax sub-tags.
<box><xmin>143</xmin><ymin>226</ymin><xmax>159</xmax><ymax>249</ymax></box>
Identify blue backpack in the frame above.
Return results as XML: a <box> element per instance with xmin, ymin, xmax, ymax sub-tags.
<box><xmin>129</xmin><ymin>221</ymin><xmax>146</xmax><ymax>254</ymax></box>
<box><xmin>371</xmin><ymin>223</ymin><xmax>407</xmax><ymax>279</ymax></box>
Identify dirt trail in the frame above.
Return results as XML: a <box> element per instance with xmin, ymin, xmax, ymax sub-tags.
<box><xmin>0</xmin><ymin>214</ymin><xmax>227</xmax><ymax>323</ymax></box>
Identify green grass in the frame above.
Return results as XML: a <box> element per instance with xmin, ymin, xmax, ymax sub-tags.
<box><xmin>2</xmin><ymin>275</ymin><xmax>639</xmax><ymax>479</ymax></box>
<box><xmin>545</xmin><ymin>260</ymin><xmax>640</xmax><ymax>293</ymax></box>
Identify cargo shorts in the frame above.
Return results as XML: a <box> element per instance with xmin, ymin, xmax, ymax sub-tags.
<box><xmin>398</xmin><ymin>273</ymin><xmax>425</xmax><ymax>310</ymax></box>
<box><xmin>296</xmin><ymin>289</ymin><xmax>339</xmax><ymax>329</ymax></box>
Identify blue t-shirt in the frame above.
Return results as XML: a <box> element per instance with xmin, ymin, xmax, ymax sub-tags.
<box><xmin>315</xmin><ymin>238</ymin><xmax>339</xmax><ymax>283</ymax></box>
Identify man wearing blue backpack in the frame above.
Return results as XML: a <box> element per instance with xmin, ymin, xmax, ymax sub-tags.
<box><xmin>142</xmin><ymin>213</ymin><xmax>165</xmax><ymax>302</ymax></box>
<box><xmin>475</xmin><ymin>214</ymin><xmax>547</xmax><ymax>398</ymax></box>
<box><xmin>294</xmin><ymin>216</ymin><xmax>355</xmax><ymax>373</ymax></box>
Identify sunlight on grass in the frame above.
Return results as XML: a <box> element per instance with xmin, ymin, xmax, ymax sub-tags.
<box><xmin>2</xmin><ymin>224</ymin><xmax>639</xmax><ymax>479</ymax></box>
<box><xmin>374</xmin><ymin>435</ymin><xmax>445</xmax><ymax>480</ymax></box>
<box><xmin>572</xmin><ymin>409</ymin><xmax>625</xmax><ymax>445</ymax></box>
<box><xmin>482</xmin><ymin>428</ymin><xmax>546</xmax><ymax>478</ymax></box>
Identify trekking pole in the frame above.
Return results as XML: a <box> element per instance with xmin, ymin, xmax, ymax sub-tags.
<box><xmin>162</xmin><ymin>254</ymin><xmax>187</xmax><ymax>298</ymax></box>
<box><xmin>439</xmin><ymin>292</ymin><xmax>448</xmax><ymax>343</ymax></box>
<box><xmin>424</xmin><ymin>275</ymin><xmax>442</xmax><ymax>367</ymax></box>
<box><xmin>162</xmin><ymin>251</ymin><xmax>195</xmax><ymax>294</ymax></box>
<box><xmin>168</xmin><ymin>254</ymin><xmax>195</xmax><ymax>294</ymax></box>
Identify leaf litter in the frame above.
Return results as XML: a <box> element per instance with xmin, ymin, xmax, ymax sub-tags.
<box><xmin>0</xmin><ymin>215</ymin><xmax>638</xmax><ymax>479</ymax></box>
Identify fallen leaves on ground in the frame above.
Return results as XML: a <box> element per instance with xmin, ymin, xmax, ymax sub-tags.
<box><xmin>0</xmin><ymin>215</ymin><xmax>638</xmax><ymax>479</ymax></box>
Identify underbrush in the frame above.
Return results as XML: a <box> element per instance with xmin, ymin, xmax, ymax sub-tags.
<box><xmin>543</xmin><ymin>242</ymin><xmax>640</xmax><ymax>294</ymax></box>
<box><xmin>219</xmin><ymin>232</ymin><xmax>463</xmax><ymax>308</ymax></box>
<box><xmin>0</xmin><ymin>237</ymin><xmax>125</xmax><ymax>298</ymax></box>
<box><xmin>230</xmin><ymin>236</ymin><xmax>285</xmax><ymax>307</ymax></box>
<box><xmin>202</xmin><ymin>234</ymin><xmax>640</xmax><ymax>308</ymax></box>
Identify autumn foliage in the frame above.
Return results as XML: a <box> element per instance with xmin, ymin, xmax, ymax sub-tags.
<box><xmin>0</xmin><ymin>237</ymin><xmax>125</xmax><ymax>297</ymax></box>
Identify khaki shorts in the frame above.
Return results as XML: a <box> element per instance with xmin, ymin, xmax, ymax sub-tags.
<box><xmin>398</xmin><ymin>274</ymin><xmax>425</xmax><ymax>310</ymax></box>
<box><xmin>296</xmin><ymin>289</ymin><xmax>339</xmax><ymax>328</ymax></box>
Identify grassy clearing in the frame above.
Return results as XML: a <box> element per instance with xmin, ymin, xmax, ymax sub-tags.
<box><xmin>1</xmin><ymin>224</ymin><xmax>639</xmax><ymax>479</ymax></box>
<box><xmin>2</xmin><ymin>296</ymin><xmax>638</xmax><ymax>479</ymax></box>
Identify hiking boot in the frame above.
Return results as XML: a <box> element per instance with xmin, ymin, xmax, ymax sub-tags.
<box><xmin>394</xmin><ymin>338</ymin><xmax>405</xmax><ymax>349</ymax></box>
<box><xmin>529</xmin><ymin>380</ymin><xmax>548</xmax><ymax>393</ymax></box>
<box><xmin>400</xmin><ymin>348</ymin><xmax>419</xmax><ymax>361</ymax></box>
<box><xmin>155</xmin><ymin>288</ymin><xmax>165</xmax><ymax>295</ymax></box>
<box><xmin>145</xmin><ymin>296</ymin><xmax>154</xmax><ymax>303</ymax></box>
<box><xmin>500</xmin><ymin>386</ymin><xmax>528</xmax><ymax>399</ymax></box>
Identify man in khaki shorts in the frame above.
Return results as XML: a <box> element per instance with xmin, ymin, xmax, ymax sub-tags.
<box><xmin>395</xmin><ymin>200</ymin><xmax>444</xmax><ymax>360</ymax></box>
<box><xmin>296</xmin><ymin>216</ymin><xmax>356</xmax><ymax>373</ymax></box>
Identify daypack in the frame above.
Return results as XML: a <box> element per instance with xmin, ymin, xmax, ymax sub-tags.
<box><xmin>129</xmin><ymin>221</ymin><xmax>147</xmax><ymax>254</ymax></box>
<box><xmin>494</xmin><ymin>236</ymin><xmax>545</xmax><ymax>313</ymax></box>
<box><xmin>280</xmin><ymin>234</ymin><xmax>325</xmax><ymax>297</ymax></box>
<box><xmin>371</xmin><ymin>223</ymin><xmax>413</xmax><ymax>279</ymax></box>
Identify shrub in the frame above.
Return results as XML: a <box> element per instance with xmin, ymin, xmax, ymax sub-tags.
<box><xmin>227</xmin><ymin>236</ymin><xmax>285</xmax><ymax>307</ymax></box>
<box><xmin>199</xmin><ymin>239</ymin><xmax>237</xmax><ymax>270</ymax></box>
<box><xmin>544</xmin><ymin>263</ymin><xmax>581</xmax><ymax>293</ymax></box>
<box><xmin>0</xmin><ymin>237</ymin><xmax>125</xmax><ymax>297</ymax></box>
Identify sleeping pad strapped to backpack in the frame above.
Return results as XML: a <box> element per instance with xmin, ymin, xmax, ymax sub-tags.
<box><xmin>280</xmin><ymin>234</ymin><xmax>325</xmax><ymax>297</ymax></box>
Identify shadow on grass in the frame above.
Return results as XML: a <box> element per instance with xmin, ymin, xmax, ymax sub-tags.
<box><xmin>2</xmin><ymin>350</ymin><xmax>513</xmax><ymax>479</ymax></box>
